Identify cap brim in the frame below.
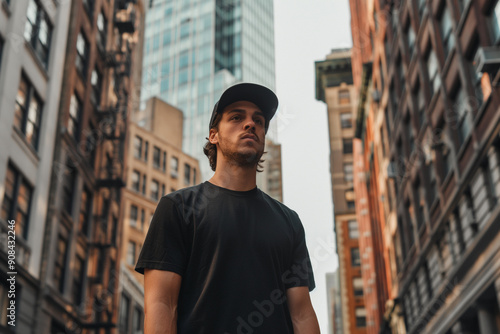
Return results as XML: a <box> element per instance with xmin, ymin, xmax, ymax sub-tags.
<box><xmin>209</xmin><ymin>83</ymin><xmax>278</xmax><ymax>131</ymax></box>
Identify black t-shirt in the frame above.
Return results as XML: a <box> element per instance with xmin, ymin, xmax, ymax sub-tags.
<box><xmin>135</xmin><ymin>181</ymin><xmax>315</xmax><ymax>334</ymax></box>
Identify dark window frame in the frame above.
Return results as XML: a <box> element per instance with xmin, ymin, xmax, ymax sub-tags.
<box><xmin>24</xmin><ymin>0</ymin><xmax>53</xmax><ymax>68</ymax></box>
<box><xmin>68</xmin><ymin>93</ymin><xmax>83</xmax><ymax>142</ymax></box>
<box><xmin>1</xmin><ymin>163</ymin><xmax>33</xmax><ymax>239</ymax></box>
<box><xmin>15</xmin><ymin>74</ymin><xmax>43</xmax><ymax>150</ymax></box>
<box><xmin>343</xmin><ymin>138</ymin><xmax>353</xmax><ymax>154</ymax></box>
<box><xmin>75</xmin><ymin>32</ymin><xmax>90</xmax><ymax>80</ymax></box>
<box><xmin>153</xmin><ymin>146</ymin><xmax>161</xmax><ymax>169</ymax></box>
<box><xmin>79</xmin><ymin>187</ymin><xmax>91</xmax><ymax>236</ymax></box>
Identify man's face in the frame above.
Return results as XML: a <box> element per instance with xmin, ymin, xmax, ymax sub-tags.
<box><xmin>209</xmin><ymin>101</ymin><xmax>266</xmax><ymax>169</ymax></box>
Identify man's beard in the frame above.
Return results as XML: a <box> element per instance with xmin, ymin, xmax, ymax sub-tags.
<box><xmin>218</xmin><ymin>137</ymin><xmax>264</xmax><ymax>169</ymax></box>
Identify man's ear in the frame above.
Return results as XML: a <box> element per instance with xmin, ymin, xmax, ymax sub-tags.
<box><xmin>208</xmin><ymin>128</ymin><xmax>218</xmax><ymax>144</ymax></box>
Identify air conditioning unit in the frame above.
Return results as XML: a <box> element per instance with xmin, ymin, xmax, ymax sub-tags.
<box><xmin>474</xmin><ymin>46</ymin><xmax>500</xmax><ymax>74</ymax></box>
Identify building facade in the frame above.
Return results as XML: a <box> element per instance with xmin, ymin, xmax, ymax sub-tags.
<box><xmin>256</xmin><ymin>139</ymin><xmax>283</xmax><ymax>202</ymax></box>
<box><xmin>0</xmin><ymin>0</ymin><xmax>71</xmax><ymax>332</ymax></box>
<box><xmin>326</xmin><ymin>270</ymin><xmax>343</xmax><ymax>334</ymax></box>
<box><xmin>33</xmin><ymin>0</ymin><xmax>145</xmax><ymax>332</ymax></box>
<box><xmin>118</xmin><ymin>97</ymin><xmax>200</xmax><ymax>333</ymax></box>
<box><xmin>315</xmin><ymin>49</ymin><xmax>367</xmax><ymax>334</ymax></box>
<box><xmin>349</xmin><ymin>0</ymin><xmax>500</xmax><ymax>333</ymax></box>
<box><xmin>140</xmin><ymin>0</ymin><xmax>276</xmax><ymax>178</ymax></box>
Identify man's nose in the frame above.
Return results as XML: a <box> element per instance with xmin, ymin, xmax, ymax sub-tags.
<box><xmin>244</xmin><ymin>118</ymin><xmax>256</xmax><ymax>131</ymax></box>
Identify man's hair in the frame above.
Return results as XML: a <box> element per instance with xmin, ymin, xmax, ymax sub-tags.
<box><xmin>203</xmin><ymin>112</ymin><xmax>266</xmax><ymax>172</ymax></box>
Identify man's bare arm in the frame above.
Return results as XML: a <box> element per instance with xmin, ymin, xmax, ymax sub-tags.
<box><xmin>144</xmin><ymin>269</ymin><xmax>182</xmax><ymax>334</ymax></box>
<box><xmin>286</xmin><ymin>286</ymin><xmax>320</xmax><ymax>334</ymax></box>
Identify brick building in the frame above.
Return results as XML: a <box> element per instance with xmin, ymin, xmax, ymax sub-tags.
<box><xmin>36</xmin><ymin>0</ymin><xmax>145</xmax><ymax>332</ymax></box>
<box><xmin>315</xmin><ymin>48</ymin><xmax>367</xmax><ymax>334</ymax></box>
<box><xmin>348</xmin><ymin>0</ymin><xmax>500</xmax><ymax>333</ymax></box>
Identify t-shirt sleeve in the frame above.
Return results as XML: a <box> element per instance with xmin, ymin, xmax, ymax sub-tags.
<box><xmin>283</xmin><ymin>212</ymin><xmax>316</xmax><ymax>291</ymax></box>
<box><xmin>135</xmin><ymin>196</ymin><xmax>189</xmax><ymax>276</ymax></box>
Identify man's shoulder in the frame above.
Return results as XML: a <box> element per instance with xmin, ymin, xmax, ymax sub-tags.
<box><xmin>163</xmin><ymin>182</ymin><xmax>206</xmax><ymax>203</ymax></box>
<box><xmin>258</xmin><ymin>189</ymin><xmax>300</xmax><ymax>221</ymax></box>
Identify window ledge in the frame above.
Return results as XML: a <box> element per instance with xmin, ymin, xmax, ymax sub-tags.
<box><xmin>24</xmin><ymin>41</ymin><xmax>49</xmax><ymax>80</ymax></box>
<box><xmin>12</xmin><ymin>127</ymin><xmax>40</xmax><ymax>166</ymax></box>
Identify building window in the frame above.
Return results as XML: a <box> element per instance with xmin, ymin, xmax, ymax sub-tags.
<box><xmin>24</xmin><ymin>0</ymin><xmax>52</xmax><ymax>68</ymax></box>
<box><xmin>406</xmin><ymin>22</ymin><xmax>416</xmax><ymax>57</ymax></box>
<box><xmin>96</xmin><ymin>11</ymin><xmax>107</xmax><ymax>52</ymax></box>
<box><xmin>355</xmin><ymin>307</ymin><xmax>367</xmax><ymax>327</ymax></box>
<box><xmin>127</xmin><ymin>242</ymin><xmax>136</xmax><ymax>266</ymax></box>
<box><xmin>184</xmin><ymin>164</ymin><xmax>191</xmax><ymax>185</ymax></box>
<box><xmin>348</xmin><ymin>220</ymin><xmax>359</xmax><ymax>239</ymax></box>
<box><xmin>340</xmin><ymin>113</ymin><xmax>352</xmax><ymax>128</ymax></box>
<box><xmin>151</xmin><ymin>180</ymin><xmax>159</xmax><ymax>201</ymax></box>
<box><xmin>351</xmin><ymin>248</ymin><xmax>361</xmax><ymax>267</ymax></box>
<box><xmin>130</xmin><ymin>205</ymin><xmax>138</xmax><ymax>227</ymax></box>
<box><xmin>434</xmin><ymin>129</ymin><xmax>453</xmax><ymax>182</ymax></box>
<box><xmin>171</xmin><ymin>157</ymin><xmax>179</xmax><ymax>178</ymax></box>
<box><xmin>72</xmin><ymin>255</ymin><xmax>85</xmax><ymax>305</ymax></box>
<box><xmin>353</xmin><ymin>277</ymin><xmax>363</xmax><ymax>296</ymax></box>
<box><xmin>90</xmin><ymin>69</ymin><xmax>102</xmax><ymax>106</ymax></box>
<box><xmin>344</xmin><ymin>163</ymin><xmax>353</xmax><ymax>182</ymax></box>
<box><xmin>153</xmin><ymin>146</ymin><xmax>161</xmax><ymax>169</ymax></box>
<box><xmin>426</xmin><ymin>49</ymin><xmax>441</xmax><ymax>97</ymax></box>
<box><xmin>131</xmin><ymin>170</ymin><xmax>140</xmax><ymax>192</ymax></box>
<box><xmin>1</xmin><ymin>163</ymin><xmax>33</xmax><ymax>239</ymax></box>
<box><xmin>79</xmin><ymin>187</ymin><xmax>91</xmax><ymax>236</ymax></box>
<box><xmin>490</xmin><ymin>1</ymin><xmax>500</xmax><ymax>43</ymax></box>
<box><xmin>142</xmin><ymin>174</ymin><xmax>147</xmax><ymax>194</ymax></box>
<box><xmin>451</xmin><ymin>84</ymin><xmax>472</xmax><ymax>148</ymax></box>
<box><xmin>15</xmin><ymin>75</ymin><xmax>43</xmax><ymax>150</ymax></box>
<box><xmin>162</xmin><ymin>151</ymin><xmax>167</xmax><ymax>171</ymax></box>
<box><xmin>338</xmin><ymin>89</ymin><xmax>350</xmax><ymax>104</ymax></box>
<box><xmin>345</xmin><ymin>188</ymin><xmax>356</xmax><ymax>209</ymax></box>
<box><xmin>133</xmin><ymin>136</ymin><xmax>143</xmax><ymax>159</ymax></box>
<box><xmin>54</xmin><ymin>233</ymin><xmax>68</xmax><ymax>293</ymax></box>
<box><xmin>193</xmin><ymin>168</ymin><xmax>197</xmax><ymax>184</ymax></box>
<box><xmin>343</xmin><ymin>138</ymin><xmax>353</xmax><ymax>154</ymax></box>
<box><xmin>133</xmin><ymin>307</ymin><xmax>143</xmax><ymax>334</ymax></box>
<box><xmin>140</xmin><ymin>209</ymin><xmax>145</xmax><ymax>230</ymax></box>
<box><xmin>119</xmin><ymin>294</ymin><xmax>130</xmax><ymax>333</ymax></box>
<box><xmin>62</xmin><ymin>161</ymin><xmax>77</xmax><ymax>216</ymax></box>
<box><xmin>438</xmin><ymin>5</ymin><xmax>455</xmax><ymax>59</ymax></box>
<box><xmin>144</xmin><ymin>141</ymin><xmax>149</xmax><ymax>162</ymax></box>
<box><xmin>75</xmin><ymin>32</ymin><xmax>89</xmax><ymax>79</ymax></box>
<box><xmin>68</xmin><ymin>94</ymin><xmax>82</xmax><ymax>142</ymax></box>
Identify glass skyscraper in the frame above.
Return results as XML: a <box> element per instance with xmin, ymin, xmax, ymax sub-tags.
<box><xmin>141</xmin><ymin>0</ymin><xmax>276</xmax><ymax>178</ymax></box>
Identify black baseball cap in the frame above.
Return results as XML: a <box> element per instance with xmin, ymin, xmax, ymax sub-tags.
<box><xmin>209</xmin><ymin>83</ymin><xmax>278</xmax><ymax>133</ymax></box>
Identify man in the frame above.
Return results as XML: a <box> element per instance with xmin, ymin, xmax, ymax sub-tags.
<box><xmin>135</xmin><ymin>83</ymin><xmax>320</xmax><ymax>334</ymax></box>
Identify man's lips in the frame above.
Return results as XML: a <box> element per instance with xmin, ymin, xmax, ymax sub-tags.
<box><xmin>241</xmin><ymin>133</ymin><xmax>258</xmax><ymax>142</ymax></box>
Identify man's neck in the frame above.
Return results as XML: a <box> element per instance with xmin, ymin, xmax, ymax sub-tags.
<box><xmin>209</xmin><ymin>162</ymin><xmax>257</xmax><ymax>191</ymax></box>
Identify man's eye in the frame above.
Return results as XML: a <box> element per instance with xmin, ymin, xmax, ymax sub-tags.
<box><xmin>256</xmin><ymin>119</ymin><xmax>264</xmax><ymax>125</ymax></box>
<box><xmin>231</xmin><ymin>115</ymin><xmax>241</xmax><ymax>121</ymax></box>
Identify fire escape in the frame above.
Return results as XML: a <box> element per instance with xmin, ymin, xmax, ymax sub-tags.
<box><xmin>82</xmin><ymin>0</ymin><xmax>136</xmax><ymax>332</ymax></box>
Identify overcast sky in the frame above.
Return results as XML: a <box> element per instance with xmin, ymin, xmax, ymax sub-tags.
<box><xmin>273</xmin><ymin>0</ymin><xmax>352</xmax><ymax>332</ymax></box>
